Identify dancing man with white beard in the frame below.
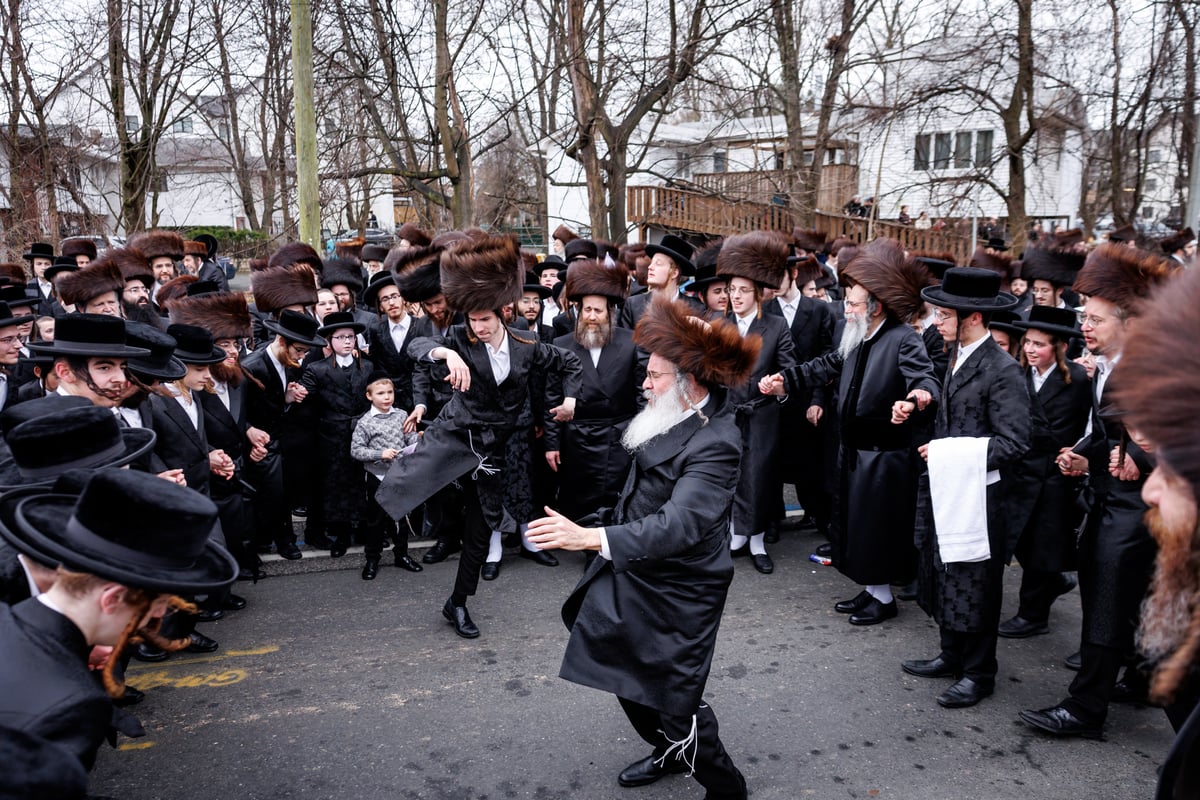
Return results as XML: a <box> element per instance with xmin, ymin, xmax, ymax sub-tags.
<box><xmin>761</xmin><ymin>238</ymin><xmax>939</xmax><ymax>626</ymax></box>
<box><xmin>528</xmin><ymin>298</ymin><xmax>757</xmax><ymax>800</ymax></box>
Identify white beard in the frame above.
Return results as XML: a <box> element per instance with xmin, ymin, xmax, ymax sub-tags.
<box><xmin>622</xmin><ymin>386</ymin><xmax>690</xmax><ymax>452</ymax></box>
<box><xmin>838</xmin><ymin>313</ymin><xmax>870</xmax><ymax>360</ymax></box>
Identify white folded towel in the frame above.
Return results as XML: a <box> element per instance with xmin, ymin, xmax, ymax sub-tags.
<box><xmin>928</xmin><ymin>437</ymin><xmax>995</xmax><ymax>564</ymax></box>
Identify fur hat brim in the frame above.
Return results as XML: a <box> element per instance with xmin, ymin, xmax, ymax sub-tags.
<box><xmin>320</xmin><ymin>259</ymin><xmax>365</xmax><ymax>294</ymax></box>
<box><xmin>60</xmin><ymin>239</ymin><xmax>97</xmax><ymax>260</ymax></box>
<box><xmin>841</xmin><ymin>238</ymin><xmax>936</xmax><ymax>323</ymax></box>
<box><xmin>56</xmin><ymin>261</ymin><xmax>125</xmax><ymax>307</ymax></box>
<box><xmin>128</xmin><ymin>230</ymin><xmax>185</xmax><ymax>262</ymax></box>
<box><xmin>564</xmin><ymin>260</ymin><xmax>629</xmax><ymax>302</ymax></box>
<box><xmin>251</xmin><ymin>265</ymin><xmax>319</xmax><ymax>313</ymax></box>
<box><xmin>633</xmin><ymin>298</ymin><xmax>759</xmax><ymax>388</ymax></box>
<box><xmin>168</xmin><ymin>292</ymin><xmax>253</xmax><ymax>339</ymax></box>
<box><xmin>716</xmin><ymin>231</ymin><xmax>789</xmax><ymax>289</ymax></box>
<box><xmin>440</xmin><ymin>234</ymin><xmax>522</xmax><ymax>313</ymax></box>
<box><xmin>1073</xmin><ymin>243</ymin><xmax>1173</xmax><ymax>313</ymax></box>
<box><xmin>268</xmin><ymin>242</ymin><xmax>323</xmax><ymax>273</ymax></box>
<box><xmin>398</xmin><ymin>224</ymin><xmax>432</xmax><ymax>247</ymax></box>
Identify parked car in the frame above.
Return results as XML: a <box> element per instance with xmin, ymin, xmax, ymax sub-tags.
<box><xmin>333</xmin><ymin>228</ymin><xmax>395</xmax><ymax>247</ymax></box>
<box><xmin>60</xmin><ymin>234</ymin><xmax>127</xmax><ymax>255</ymax></box>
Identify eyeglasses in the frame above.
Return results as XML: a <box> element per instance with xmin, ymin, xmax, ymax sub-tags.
<box><xmin>0</xmin><ymin>335</ymin><xmax>20</xmax><ymax>347</ymax></box>
<box><xmin>932</xmin><ymin>309</ymin><xmax>955</xmax><ymax>321</ymax></box>
<box><xmin>378</xmin><ymin>293</ymin><xmax>403</xmax><ymax>305</ymax></box>
<box><xmin>645</xmin><ymin>369</ymin><xmax>674</xmax><ymax>381</ymax></box>
<box><xmin>727</xmin><ymin>286</ymin><xmax>757</xmax><ymax>297</ymax></box>
<box><xmin>330</xmin><ymin>334</ymin><xmax>356</xmax><ymax>342</ymax></box>
<box><xmin>1077</xmin><ymin>313</ymin><xmax>1109</xmax><ymax>327</ymax></box>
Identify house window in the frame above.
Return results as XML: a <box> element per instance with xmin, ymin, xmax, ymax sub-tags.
<box><xmin>1142</xmin><ymin>206</ymin><xmax>1155</xmax><ymax>219</ymax></box>
<box><xmin>954</xmin><ymin>132</ymin><xmax>972</xmax><ymax>168</ymax></box>
<box><xmin>172</xmin><ymin>116</ymin><xmax>193</xmax><ymax>134</ymax></box>
<box><xmin>126</xmin><ymin>115</ymin><xmax>140</xmax><ymax>133</ymax></box>
<box><xmin>236</xmin><ymin>216</ymin><xmax>247</xmax><ymax>231</ymax></box>
<box><xmin>802</xmin><ymin>150</ymin><xmax>814</xmax><ymax>166</ymax></box>
<box><xmin>934</xmin><ymin>133</ymin><xmax>952</xmax><ymax>170</ymax></box>
<box><xmin>975</xmin><ymin>130</ymin><xmax>994</xmax><ymax>167</ymax></box>
<box><xmin>914</xmin><ymin>134</ymin><xmax>930</xmax><ymax>170</ymax></box>
<box><xmin>217</xmin><ymin>121</ymin><xmax>230</xmax><ymax>141</ymax></box>
<box><xmin>712</xmin><ymin>151</ymin><xmax>726</xmax><ymax>172</ymax></box>
<box><xmin>1145</xmin><ymin>177</ymin><xmax>1158</xmax><ymax>192</ymax></box>
<box><xmin>1148</xmin><ymin>149</ymin><xmax>1162</xmax><ymax>163</ymax></box>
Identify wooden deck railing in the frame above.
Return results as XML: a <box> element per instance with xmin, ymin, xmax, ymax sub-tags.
<box><xmin>813</xmin><ymin>212</ymin><xmax>975</xmax><ymax>265</ymax></box>
<box><xmin>627</xmin><ymin>185</ymin><xmax>795</xmax><ymax>239</ymax></box>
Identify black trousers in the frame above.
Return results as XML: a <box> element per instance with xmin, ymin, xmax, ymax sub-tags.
<box><xmin>1016</xmin><ymin>568</ymin><xmax>1072</xmax><ymax>623</ymax></box>
<box><xmin>363</xmin><ymin>474</ymin><xmax>399</xmax><ymax>560</ymax></box>
<box><xmin>243</xmin><ymin>449</ymin><xmax>295</xmax><ymax>549</ymax></box>
<box><xmin>939</xmin><ymin>627</ymin><xmax>999</xmax><ymax>685</ymax></box>
<box><xmin>1062</xmin><ymin>642</ymin><xmax>1124</xmax><ymax>725</ymax></box>
<box><xmin>423</xmin><ymin>483</ymin><xmax>465</xmax><ymax>546</ymax></box>
<box><xmin>618</xmin><ymin>697</ymin><xmax>745</xmax><ymax>799</ymax></box>
<box><xmin>450</xmin><ymin>476</ymin><xmax>492</xmax><ymax>604</ymax></box>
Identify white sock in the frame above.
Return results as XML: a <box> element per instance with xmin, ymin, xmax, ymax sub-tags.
<box><xmin>729</xmin><ymin>533</ymin><xmax>748</xmax><ymax>551</ymax></box>
<box><xmin>486</xmin><ymin>530</ymin><xmax>503</xmax><ymax>563</ymax></box>
<box><xmin>866</xmin><ymin>584</ymin><xmax>894</xmax><ymax>604</ymax></box>
<box><xmin>520</xmin><ymin>523</ymin><xmax>540</xmax><ymax>552</ymax></box>
<box><xmin>748</xmin><ymin>533</ymin><xmax>766</xmax><ymax>556</ymax></box>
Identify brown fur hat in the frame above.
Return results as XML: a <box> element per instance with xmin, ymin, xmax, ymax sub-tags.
<box><xmin>269</xmin><ymin>242</ymin><xmax>323</xmax><ymax>273</ymax></box>
<box><xmin>361</xmin><ymin>244</ymin><xmax>390</xmax><ymax>262</ymax></box>
<box><xmin>0</xmin><ymin>263</ymin><xmax>27</xmax><ymax>284</ymax></box>
<box><xmin>552</xmin><ymin>224</ymin><xmax>579</xmax><ymax>245</ymax></box>
<box><xmin>128</xmin><ymin>230</ymin><xmax>185</xmax><ymax>262</ymax></box>
<box><xmin>790</xmin><ymin>254</ymin><xmax>824</xmax><ymax>285</ymax></box>
<box><xmin>184</xmin><ymin>240</ymin><xmax>208</xmax><ymax>257</ymax></box>
<box><xmin>440</xmin><ymin>234</ymin><xmax>523</xmax><ymax>313</ymax></box>
<box><xmin>1114</xmin><ymin>265</ymin><xmax>1200</xmax><ymax>496</ymax></box>
<box><xmin>333</xmin><ymin>238</ymin><xmax>364</xmax><ymax>261</ymax></box>
<box><xmin>397</xmin><ymin>223</ymin><xmax>432</xmax><ymax>248</ymax></box>
<box><xmin>251</xmin><ymin>265</ymin><xmax>319</xmax><ymax>313</ymax></box>
<box><xmin>430</xmin><ymin>230</ymin><xmax>471</xmax><ymax>249</ymax></box>
<box><xmin>249</xmin><ymin>257</ymin><xmax>270</xmax><ymax>273</ymax></box>
<box><xmin>61</xmin><ymin>239</ymin><xmax>97</xmax><ymax>260</ymax></box>
<box><xmin>168</xmin><ymin>291</ymin><xmax>253</xmax><ymax>340</ymax></box>
<box><xmin>1159</xmin><ymin>226</ymin><xmax>1196</xmax><ymax>256</ymax></box>
<box><xmin>391</xmin><ymin>245</ymin><xmax>444</xmax><ymax>303</ymax></box>
<box><xmin>155</xmin><ymin>274</ymin><xmax>198</xmax><ymax>308</ymax></box>
<box><xmin>840</xmin><ymin>237</ymin><xmax>935</xmax><ymax>323</ymax></box>
<box><xmin>565</xmin><ymin>260</ymin><xmax>629</xmax><ymax>303</ymax></box>
<box><xmin>968</xmin><ymin>245</ymin><xmax>1014</xmax><ymax>280</ymax></box>
<box><xmin>633</xmin><ymin>298</ymin><xmax>760</xmax><ymax>389</ymax></box>
<box><xmin>716</xmin><ymin>231</ymin><xmax>790</xmax><ymax>290</ymax></box>
<box><xmin>320</xmin><ymin>258</ymin><xmax>364</xmax><ymax>294</ymax></box>
<box><xmin>1022</xmin><ymin>242</ymin><xmax>1085</xmax><ymax>287</ymax></box>
<box><xmin>792</xmin><ymin>228</ymin><xmax>827</xmax><ymax>254</ymax></box>
<box><xmin>57</xmin><ymin>260</ymin><xmax>125</xmax><ymax>307</ymax></box>
<box><xmin>1053</xmin><ymin>228</ymin><xmax>1085</xmax><ymax>249</ymax></box>
<box><xmin>108</xmin><ymin>247</ymin><xmax>155</xmax><ymax>289</ymax></box>
<box><xmin>828</xmin><ymin>237</ymin><xmax>856</xmax><ymax>258</ymax></box>
<box><xmin>1073</xmin><ymin>243</ymin><xmax>1173</xmax><ymax>314</ymax></box>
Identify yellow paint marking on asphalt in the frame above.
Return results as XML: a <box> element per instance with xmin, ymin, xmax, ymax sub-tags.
<box><xmin>128</xmin><ymin>644</ymin><xmax>280</xmax><ymax>670</ymax></box>
<box><xmin>130</xmin><ymin>668</ymin><xmax>249</xmax><ymax>691</ymax></box>
<box><xmin>117</xmin><ymin>742</ymin><xmax>156</xmax><ymax>751</ymax></box>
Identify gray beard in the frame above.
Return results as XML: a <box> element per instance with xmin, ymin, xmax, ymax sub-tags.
<box><xmin>621</xmin><ymin>387</ymin><xmax>690</xmax><ymax>452</ymax></box>
<box><xmin>575</xmin><ymin>319</ymin><xmax>612</xmax><ymax>349</ymax></box>
<box><xmin>838</xmin><ymin>314</ymin><xmax>870</xmax><ymax>360</ymax></box>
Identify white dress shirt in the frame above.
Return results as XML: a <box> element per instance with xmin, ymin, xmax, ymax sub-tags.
<box><xmin>389</xmin><ymin>316</ymin><xmax>410</xmax><ymax>351</ymax></box>
<box><xmin>485</xmin><ymin>331</ymin><xmax>511</xmax><ymax>384</ymax></box>
<box><xmin>952</xmin><ymin>334</ymin><xmax>989</xmax><ymax>376</ymax></box>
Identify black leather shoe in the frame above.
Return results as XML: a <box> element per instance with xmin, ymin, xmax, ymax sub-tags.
<box><xmin>730</xmin><ymin>543</ymin><xmax>749</xmax><ymax>558</ymax></box>
<box><xmin>1019</xmin><ymin>706</ymin><xmax>1103</xmax><ymax>739</ymax></box>
<box><xmin>902</xmin><ymin>655</ymin><xmax>961</xmax><ymax>679</ymax></box>
<box><xmin>442</xmin><ymin>600</ymin><xmax>480</xmax><ymax>638</ymax></box>
<box><xmin>238</xmin><ymin>566</ymin><xmax>267</xmax><ymax>581</ymax></box>
<box><xmin>329</xmin><ymin>539</ymin><xmax>347</xmax><ymax>558</ymax></box>
<box><xmin>998</xmin><ymin>615</ymin><xmax>1050</xmax><ymax>639</ymax></box>
<box><xmin>937</xmin><ymin>677</ymin><xmax>994</xmax><ymax>708</ymax></box>
<box><xmin>519</xmin><ymin>548</ymin><xmax>558</xmax><ymax>567</ymax></box>
<box><xmin>395</xmin><ymin>554</ymin><xmax>423</xmax><ymax>572</ymax></box>
<box><xmin>185</xmin><ymin>632</ymin><xmax>219</xmax><ymax>653</ymax></box>
<box><xmin>835</xmin><ymin>590</ymin><xmax>872</xmax><ymax>614</ymax></box>
<box><xmin>305</xmin><ymin>531</ymin><xmax>333</xmax><ymax>549</ymax></box>
<box><xmin>850</xmin><ymin>598</ymin><xmax>898</xmax><ymax>626</ymax></box>
<box><xmin>422</xmin><ymin>539</ymin><xmax>459</xmax><ymax>564</ymax></box>
<box><xmin>751</xmin><ymin>553</ymin><xmax>774</xmax><ymax>574</ymax></box>
<box><xmin>895</xmin><ymin>579</ymin><xmax>918</xmax><ymax>602</ymax></box>
<box><xmin>617</xmin><ymin>754</ymin><xmax>688</xmax><ymax>787</ymax></box>
<box><xmin>362</xmin><ymin>559</ymin><xmax>379</xmax><ymax>581</ymax></box>
<box><xmin>277</xmin><ymin>543</ymin><xmax>303</xmax><ymax>560</ymax></box>
<box><xmin>1111</xmin><ymin>672</ymin><xmax>1150</xmax><ymax>704</ymax></box>
<box><xmin>114</xmin><ymin>686</ymin><xmax>145</xmax><ymax>707</ymax></box>
<box><xmin>196</xmin><ymin>607</ymin><xmax>225</xmax><ymax>623</ymax></box>
<box><xmin>764</xmin><ymin>526</ymin><xmax>780</xmax><ymax>544</ymax></box>
<box><xmin>815</xmin><ymin>542</ymin><xmax>833</xmax><ymax>557</ymax></box>
<box><xmin>1054</xmin><ymin>573</ymin><xmax>1078</xmax><ymax>597</ymax></box>
<box><xmin>133</xmin><ymin>643</ymin><xmax>168</xmax><ymax>662</ymax></box>
<box><xmin>1064</xmin><ymin>651</ymin><xmax>1082</xmax><ymax>671</ymax></box>
<box><xmin>481</xmin><ymin>561</ymin><xmax>501</xmax><ymax>581</ymax></box>
<box><xmin>218</xmin><ymin>594</ymin><xmax>247</xmax><ymax>611</ymax></box>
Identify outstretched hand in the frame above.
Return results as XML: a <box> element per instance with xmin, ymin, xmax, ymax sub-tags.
<box><xmin>527</xmin><ymin>506</ymin><xmax>601</xmax><ymax>551</ymax></box>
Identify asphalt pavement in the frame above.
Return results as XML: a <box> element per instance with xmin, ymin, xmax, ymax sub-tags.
<box><xmin>89</xmin><ymin>529</ymin><xmax>1173</xmax><ymax>799</ymax></box>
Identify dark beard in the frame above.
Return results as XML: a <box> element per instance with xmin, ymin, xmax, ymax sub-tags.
<box><xmin>211</xmin><ymin>359</ymin><xmax>244</xmax><ymax>387</ymax></box>
<box><xmin>574</xmin><ymin>318</ymin><xmax>613</xmax><ymax>349</ymax></box>
<box><xmin>1139</xmin><ymin>508</ymin><xmax>1200</xmax><ymax>703</ymax></box>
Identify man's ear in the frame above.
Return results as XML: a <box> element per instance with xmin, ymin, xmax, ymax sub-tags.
<box><xmin>98</xmin><ymin>583</ymin><xmax>131</xmax><ymax>615</ymax></box>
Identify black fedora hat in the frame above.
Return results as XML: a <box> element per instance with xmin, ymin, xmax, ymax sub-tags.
<box><xmin>0</xmin><ymin>406</ymin><xmax>156</xmax><ymax>491</ymax></box>
<box><xmin>539</xmin><ymin>254</ymin><xmax>567</xmax><ymax>273</ymax></box>
<box><xmin>1013</xmin><ymin>304</ymin><xmax>1082</xmax><ymax>340</ymax></box>
<box><xmin>44</xmin><ymin>255</ymin><xmax>81</xmax><ymax>281</ymax></box>
<box><xmin>0</xmin><ymin>300</ymin><xmax>34</xmax><ymax>330</ymax></box>
<box><xmin>27</xmin><ymin>314</ymin><xmax>150</xmax><ymax>359</ymax></box>
<box><xmin>124</xmin><ymin>321</ymin><xmax>187</xmax><ymax>381</ymax></box>
<box><xmin>316</xmin><ymin>311</ymin><xmax>366</xmax><ymax>337</ymax></box>
<box><xmin>984</xmin><ymin>236</ymin><xmax>1009</xmax><ymax>251</ymax></box>
<box><xmin>361</xmin><ymin>270</ymin><xmax>398</xmax><ymax>309</ymax></box>
<box><xmin>262</xmin><ymin>309</ymin><xmax>327</xmax><ymax>348</ymax></box>
<box><xmin>913</xmin><ymin>256</ymin><xmax>956</xmax><ymax>281</ymax></box>
<box><xmin>521</xmin><ymin>272</ymin><xmax>552</xmax><ymax>299</ymax></box>
<box><xmin>920</xmin><ymin>267</ymin><xmax>1018</xmax><ymax>312</ymax></box>
<box><xmin>563</xmin><ymin>239</ymin><xmax>597</xmax><ymax>263</ymax></box>
<box><xmin>3</xmin><ymin>468</ymin><xmax>237</xmax><ymax>594</ymax></box>
<box><xmin>682</xmin><ymin>261</ymin><xmax>724</xmax><ymax>292</ymax></box>
<box><xmin>0</xmin><ymin>394</ymin><xmax>91</xmax><ymax>437</ymax></box>
<box><xmin>165</xmin><ymin>323</ymin><xmax>226</xmax><ymax>365</ymax></box>
<box><xmin>0</xmin><ymin>285</ymin><xmax>40</xmax><ymax>313</ymax></box>
<box><xmin>988</xmin><ymin>309</ymin><xmax>1024</xmax><ymax>338</ymax></box>
<box><xmin>185</xmin><ymin>279</ymin><xmax>222</xmax><ymax>297</ymax></box>
<box><xmin>21</xmin><ymin>242</ymin><xmax>54</xmax><ymax>262</ymax></box>
<box><xmin>194</xmin><ymin>233</ymin><xmax>219</xmax><ymax>259</ymax></box>
<box><xmin>645</xmin><ymin>234</ymin><xmax>696</xmax><ymax>276</ymax></box>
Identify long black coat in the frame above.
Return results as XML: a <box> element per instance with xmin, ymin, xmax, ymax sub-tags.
<box><xmin>616</xmin><ymin>291</ymin><xmax>705</xmax><ymax>329</ymax></box>
<box><xmin>915</xmin><ymin>336</ymin><xmax>1031</xmax><ymax>632</ymax></box>
<box><xmin>146</xmin><ymin>392</ymin><xmax>213</xmax><ymax>496</ymax></box>
<box><xmin>0</xmin><ymin>599</ymin><xmax>112</xmax><ymax>771</ymax></box>
<box><xmin>784</xmin><ymin>318</ymin><xmax>939</xmax><ymax>584</ymax></box>
<box><xmin>376</xmin><ymin>326</ymin><xmax>582</xmax><ymax>531</ymax></box>
<box><xmin>544</xmin><ymin>327</ymin><xmax>644</xmax><ymax>520</ymax></box>
<box><xmin>0</xmin><ymin>541</ymin><xmax>31</xmax><ymax>605</ymax></box>
<box><xmin>728</xmin><ymin>312</ymin><xmax>798</xmax><ymax>537</ymax></box>
<box><xmin>1074</xmin><ymin>364</ymin><xmax>1156</xmax><ymax>649</ymax></box>
<box><xmin>1010</xmin><ymin>362</ymin><xmax>1091</xmax><ymax>572</ymax></box>
<box><xmin>560</xmin><ymin>395</ymin><xmax>741</xmax><ymax>716</ymax></box>
<box><xmin>300</xmin><ymin>356</ymin><xmax>375</xmax><ymax>523</ymax></box>
<box><xmin>367</xmin><ymin>316</ymin><xmax>421</xmax><ymax>414</ymax></box>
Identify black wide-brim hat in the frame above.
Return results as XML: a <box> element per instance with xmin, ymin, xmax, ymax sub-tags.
<box><xmin>988</xmin><ymin>310</ymin><xmax>1024</xmax><ymax>337</ymax></box>
<box><xmin>920</xmin><ymin>267</ymin><xmax>1018</xmax><ymax>312</ymax></box>
<box><xmin>27</xmin><ymin>314</ymin><xmax>150</xmax><ymax>359</ymax></box>
<box><xmin>1</xmin><ymin>468</ymin><xmax>237</xmax><ymax>594</ymax></box>
<box><xmin>645</xmin><ymin>234</ymin><xmax>696</xmax><ymax>276</ymax></box>
<box><xmin>682</xmin><ymin>262</ymin><xmax>724</xmax><ymax>291</ymax></box>
<box><xmin>22</xmin><ymin>242</ymin><xmax>54</xmax><ymax>262</ymax></box>
<box><xmin>1013</xmin><ymin>304</ymin><xmax>1082</xmax><ymax>340</ymax></box>
<box><xmin>521</xmin><ymin>273</ymin><xmax>552</xmax><ymax>299</ymax></box>
<box><xmin>362</xmin><ymin>271</ymin><xmax>398</xmax><ymax>309</ymax></box>
<box><xmin>0</xmin><ymin>407</ymin><xmax>156</xmax><ymax>492</ymax></box>
<box><xmin>0</xmin><ymin>300</ymin><xmax>35</xmax><ymax>330</ymax></box>
<box><xmin>45</xmin><ymin>256</ymin><xmax>80</xmax><ymax>280</ymax></box>
<box><xmin>316</xmin><ymin>311</ymin><xmax>366</xmax><ymax>337</ymax></box>
<box><xmin>262</xmin><ymin>309</ymin><xmax>327</xmax><ymax>348</ymax></box>
<box><xmin>125</xmin><ymin>320</ymin><xmax>187</xmax><ymax>380</ymax></box>
<box><xmin>165</xmin><ymin>323</ymin><xmax>226</xmax><ymax>365</ymax></box>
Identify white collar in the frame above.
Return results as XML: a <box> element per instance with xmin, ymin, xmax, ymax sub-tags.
<box><xmin>486</xmin><ymin>329</ymin><xmax>510</xmax><ymax>358</ymax></box>
<box><xmin>955</xmin><ymin>333</ymin><xmax>989</xmax><ymax>369</ymax></box>
<box><xmin>368</xmin><ymin>405</ymin><xmax>395</xmax><ymax>417</ymax></box>
<box><xmin>335</xmin><ymin>354</ymin><xmax>354</xmax><ymax>368</ymax></box>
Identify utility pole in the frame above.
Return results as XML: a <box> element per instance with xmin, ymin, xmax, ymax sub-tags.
<box><xmin>1187</xmin><ymin>123</ymin><xmax>1200</xmax><ymax>235</ymax></box>
<box><xmin>290</xmin><ymin>0</ymin><xmax>320</xmax><ymax>248</ymax></box>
